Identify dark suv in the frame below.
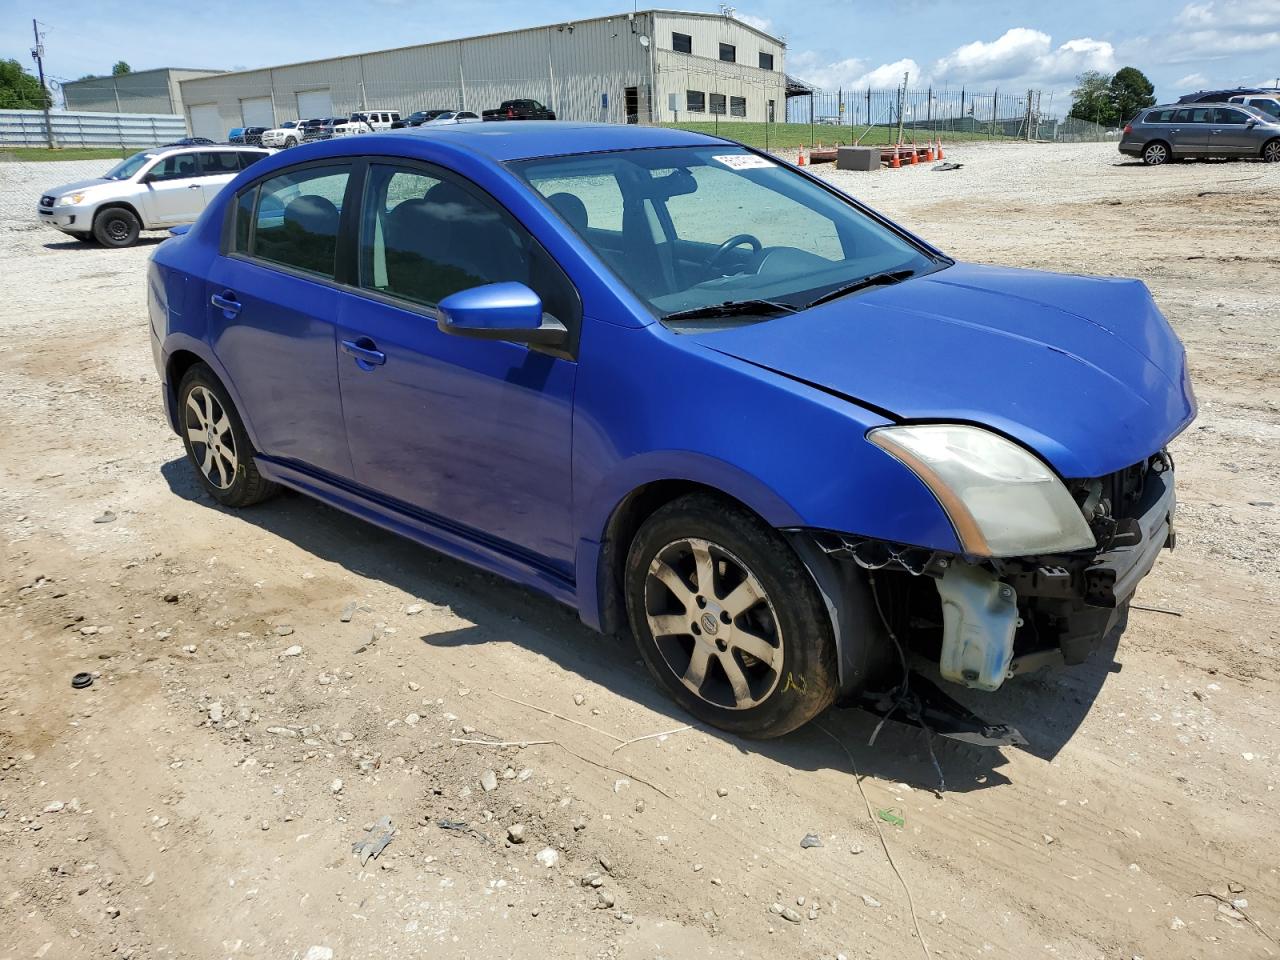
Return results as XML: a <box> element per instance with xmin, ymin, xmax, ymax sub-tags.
<box><xmin>1119</xmin><ymin>103</ymin><xmax>1280</xmax><ymax>165</ymax></box>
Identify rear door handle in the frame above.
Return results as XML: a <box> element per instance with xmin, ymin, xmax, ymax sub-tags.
<box><xmin>341</xmin><ymin>337</ymin><xmax>386</xmax><ymax>370</ymax></box>
<box><xmin>210</xmin><ymin>291</ymin><xmax>241</xmax><ymax>318</ymax></box>
<box><xmin>188</xmin><ymin>184</ymin><xmax>202</xmax><ymax>189</ymax></box>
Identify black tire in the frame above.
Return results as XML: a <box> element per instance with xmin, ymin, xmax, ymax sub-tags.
<box><xmin>284</xmin><ymin>136</ymin><xmax>297</xmax><ymax>148</ymax></box>
<box><xmin>176</xmin><ymin>364</ymin><xmax>278</xmax><ymax>508</ymax></box>
<box><xmin>1263</xmin><ymin>139</ymin><xmax>1280</xmax><ymax>164</ymax></box>
<box><xmin>625</xmin><ymin>493</ymin><xmax>838</xmax><ymax>738</ymax></box>
<box><xmin>92</xmin><ymin>206</ymin><xmax>140</xmax><ymax>247</ymax></box>
<box><xmin>1142</xmin><ymin>141</ymin><xmax>1170</xmax><ymax>166</ymax></box>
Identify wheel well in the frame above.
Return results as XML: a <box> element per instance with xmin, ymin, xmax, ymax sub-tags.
<box><xmin>596</xmin><ymin>480</ymin><xmax>769</xmax><ymax>635</ymax></box>
<box><xmin>1145</xmin><ymin>139</ymin><xmax>1170</xmax><ymax>151</ymax></box>
<box><xmin>93</xmin><ymin>202</ymin><xmax>142</xmax><ymax>228</ymax></box>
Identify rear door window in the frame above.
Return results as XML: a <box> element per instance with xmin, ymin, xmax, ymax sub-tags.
<box><xmin>235</xmin><ymin>165</ymin><xmax>352</xmax><ymax>279</ymax></box>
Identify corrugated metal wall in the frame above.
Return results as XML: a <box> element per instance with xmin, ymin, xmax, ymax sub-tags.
<box><xmin>62</xmin><ymin>69</ymin><xmax>222</xmax><ymax>115</ymax></box>
<box><xmin>0</xmin><ymin>109</ymin><xmax>185</xmax><ymax>148</ymax></box>
<box><xmin>176</xmin><ymin>11</ymin><xmax>782</xmax><ymax>134</ymax></box>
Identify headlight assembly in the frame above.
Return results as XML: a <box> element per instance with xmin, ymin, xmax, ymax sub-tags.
<box><xmin>869</xmin><ymin>424</ymin><xmax>1096</xmax><ymax>557</ymax></box>
<box><xmin>58</xmin><ymin>193</ymin><xmax>86</xmax><ymax>206</ymax></box>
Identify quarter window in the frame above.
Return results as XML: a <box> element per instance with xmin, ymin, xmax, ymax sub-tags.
<box><xmin>672</xmin><ymin>32</ymin><xmax>692</xmax><ymax>54</ymax></box>
<box><xmin>357</xmin><ymin>164</ymin><xmax>579</xmax><ymax>328</ymax></box>
<box><xmin>687</xmin><ymin>90</ymin><xmax>705</xmax><ymax>112</ymax></box>
<box><xmin>719</xmin><ymin>42</ymin><xmax>736</xmax><ymax>63</ymax></box>
<box><xmin>1145</xmin><ymin>108</ymin><xmax>1175</xmax><ymax>123</ymax></box>
<box><xmin>238</xmin><ymin>165</ymin><xmax>351</xmax><ymax>279</ymax></box>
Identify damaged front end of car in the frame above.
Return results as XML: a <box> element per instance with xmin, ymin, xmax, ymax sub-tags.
<box><xmin>805</xmin><ymin>447</ymin><xmax>1177</xmax><ymax>698</ymax></box>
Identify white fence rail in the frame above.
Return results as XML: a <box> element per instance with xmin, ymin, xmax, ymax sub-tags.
<box><xmin>0</xmin><ymin>110</ymin><xmax>187</xmax><ymax>149</ymax></box>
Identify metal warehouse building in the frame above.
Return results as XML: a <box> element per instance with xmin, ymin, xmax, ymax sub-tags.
<box><xmin>177</xmin><ymin>9</ymin><xmax>786</xmax><ymax>139</ymax></box>
<box><xmin>62</xmin><ymin>68</ymin><xmax>224</xmax><ymax>115</ymax></box>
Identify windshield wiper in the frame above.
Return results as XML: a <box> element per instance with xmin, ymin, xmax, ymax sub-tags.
<box><xmin>662</xmin><ymin>298</ymin><xmax>799</xmax><ymax>323</ymax></box>
<box><xmin>803</xmin><ymin>269</ymin><xmax>916</xmax><ymax>310</ymax></box>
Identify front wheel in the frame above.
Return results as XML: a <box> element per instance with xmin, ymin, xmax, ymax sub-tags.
<box><xmin>177</xmin><ymin>364</ymin><xmax>278</xmax><ymax>508</ymax></box>
<box><xmin>625</xmin><ymin>494</ymin><xmax>838</xmax><ymax>738</ymax></box>
<box><xmin>1263</xmin><ymin>139</ymin><xmax>1280</xmax><ymax>163</ymax></box>
<box><xmin>284</xmin><ymin>136</ymin><xmax>297</xmax><ymax>148</ymax></box>
<box><xmin>1142</xmin><ymin>141</ymin><xmax>1170</xmax><ymax>166</ymax></box>
<box><xmin>92</xmin><ymin>207</ymin><xmax>140</xmax><ymax>247</ymax></box>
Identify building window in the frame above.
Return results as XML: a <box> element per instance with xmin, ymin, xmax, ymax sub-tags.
<box><xmin>710</xmin><ymin>93</ymin><xmax>726</xmax><ymax>115</ymax></box>
<box><xmin>687</xmin><ymin>90</ymin><xmax>705</xmax><ymax>113</ymax></box>
<box><xmin>730</xmin><ymin>96</ymin><xmax>746</xmax><ymax>117</ymax></box>
<box><xmin>758</xmin><ymin>51</ymin><xmax>774</xmax><ymax>71</ymax></box>
<box><xmin>672</xmin><ymin>32</ymin><xmax>692</xmax><ymax>54</ymax></box>
<box><xmin>719</xmin><ymin>43</ymin><xmax>736</xmax><ymax>63</ymax></box>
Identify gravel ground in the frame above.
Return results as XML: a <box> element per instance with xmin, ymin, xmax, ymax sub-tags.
<box><xmin>1</xmin><ymin>141</ymin><xmax>1278</xmax><ymax>960</ymax></box>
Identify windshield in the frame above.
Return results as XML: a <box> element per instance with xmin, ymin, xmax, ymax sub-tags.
<box><xmin>513</xmin><ymin>146</ymin><xmax>941</xmax><ymax>322</ymax></box>
<box><xmin>103</xmin><ymin>151</ymin><xmax>157</xmax><ymax>181</ymax></box>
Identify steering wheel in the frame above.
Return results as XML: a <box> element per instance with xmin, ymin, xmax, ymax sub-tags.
<box><xmin>705</xmin><ymin>233</ymin><xmax>763</xmax><ymax>274</ymax></box>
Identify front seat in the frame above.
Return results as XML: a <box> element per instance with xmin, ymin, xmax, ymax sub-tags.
<box><xmin>279</xmin><ymin>195</ymin><xmax>340</xmax><ymax>275</ymax></box>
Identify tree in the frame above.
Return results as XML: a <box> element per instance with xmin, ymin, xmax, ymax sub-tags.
<box><xmin>111</xmin><ymin>61</ymin><xmax>132</xmax><ymax>76</ymax></box>
<box><xmin>1110</xmin><ymin>66</ymin><xmax>1156</xmax><ymax>125</ymax></box>
<box><xmin>0</xmin><ymin>59</ymin><xmax>50</xmax><ymax>110</ymax></box>
<box><xmin>1069</xmin><ymin>70</ymin><xmax>1117</xmax><ymax>126</ymax></box>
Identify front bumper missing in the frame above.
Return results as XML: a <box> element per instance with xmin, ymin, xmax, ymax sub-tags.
<box><xmin>808</xmin><ymin>459</ymin><xmax>1177</xmax><ymax>693</ymax></box>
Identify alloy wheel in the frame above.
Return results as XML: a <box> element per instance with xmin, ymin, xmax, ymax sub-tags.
<box><xmin>1145</xmin><ymin>143</ymin><xmax>1167</xmax><ymax>165</ymax></box>
<box><xmin>643</xmin><ymin>537</ymin><xmax>783</xmax><ymax>710</ymax></box>
<box><xmin>1264</xmin><ymin>141</ymin><xmax>1280</xmax><ymax>163</ymax></box>
<box><xmin>183</xmin><ymin>385</ymin><xmax>238</xmax><ymax>489</ymax></box>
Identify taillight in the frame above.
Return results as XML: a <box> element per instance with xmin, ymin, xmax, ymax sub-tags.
<box><xmin>507</xmin><ymin>105</ymin><xmax>514</xmax><ymax>118</ymax></box>
<box><xmin>1123</xmin><ymin>124</ymin><xmax>1132</xmax><ymax>135</ymax></box>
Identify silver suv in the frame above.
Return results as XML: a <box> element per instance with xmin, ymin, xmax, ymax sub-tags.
<box><xmin>1119</xmin><ymin>103</ymin><xmax>1280</xmax><ymax>165</ymax></box>
<box><xmin>37</xmin><ymin>145</ymin><xmax>272</xmax><ymax>247</ymax></box>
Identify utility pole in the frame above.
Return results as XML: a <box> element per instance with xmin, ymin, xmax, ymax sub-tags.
<box><xmin>31</xmin><ymin>19</ymin><xmax>54</xmax><ymax>148</ymax></box>
<box><xmin>896</xmin><ymin>71</ymin><xmax>908</xmax><ymax>146</ymax></box>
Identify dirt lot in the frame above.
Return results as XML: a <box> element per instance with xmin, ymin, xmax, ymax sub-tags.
<box><xmin>1</xmin><ymin>141</ymin><xmax>1277</xmax><ymax>960</ymax></box>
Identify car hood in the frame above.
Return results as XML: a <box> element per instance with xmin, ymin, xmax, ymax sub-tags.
<box><xmin>693</xmin><ymin>262</ymin><xmax>1196</xmax><ymax>478</ymax></box>
<box><xmin>44</xmin><ymin>177</ymin><xmax>115</xmax><ymax>196</ymax></box>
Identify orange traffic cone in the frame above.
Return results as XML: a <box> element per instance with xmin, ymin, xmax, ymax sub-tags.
<box><xmin>936</xmin><ymin>137</ymin><xmax>945</xmax><ymax>160</ymax></box>
<box><xmin>910</xmin><ymin>140</ymin><xmax>919</xmax><ymax>164</ymax></box>
<box><xmin>797</xmin><ymin>148</ymin><xmax>806</xmax><ymax>166</ymax></box>
<box><xmin>889</xmin><ymin>146</ymin><xmax>901</xmax><ymax>169</ymax></box>
<box><xmin>926</xmin><ymin>141</ymin><xmax>936</xmax><ymax>162</ymax></box>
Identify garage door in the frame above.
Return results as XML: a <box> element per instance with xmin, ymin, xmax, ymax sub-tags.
<box><xmin>240</xmin><ymin>96</ymin><xmax>275</xmax><ymax>128</ymax></box>
<box><xmin>188</xmin><ymin>103</ymin><xmax>223</xmax><ymax>141</ymax></box>
<box><xmin>296</xmin><ymin>89</ymin><xmax>333</xmax><ymax>119</ymax></box>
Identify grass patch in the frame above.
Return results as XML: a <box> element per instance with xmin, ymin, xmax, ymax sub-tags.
<box><xmin>657</xmin><ymin>121</ymin><xmax>1016</xmax><ymax>151</ymax></box>
<box><xmin>0</xmin><ymin>147</ymin><xmax>136</xmax><ymax>162</ymax></box>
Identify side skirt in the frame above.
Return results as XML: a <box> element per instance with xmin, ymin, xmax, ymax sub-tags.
<box><xmin>254</xmin><ymin>456</ymin><xmax>579</xmax><ymax>610</ymax></box>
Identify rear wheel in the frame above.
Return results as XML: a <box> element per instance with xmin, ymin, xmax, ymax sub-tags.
<box><xmin>1142</xmin><ymin>141</ymin><xmax>1170</xmax><ymax>166</ymax></box>
<box><xmin>177</xmin><ymin>364</ymin><xmax>278</xmax><ymax>508</ymax></box>
<box><xmin>92</xmin><ymin>207</ymin><xmax>140</xmax><ymax>247</ymax></box>
<box><xmin>1263</xmin><ymin>139</ymin><xmax>1280</xmax><ymax>163</ymax></box>
<box><xmin>625</xmin><ymin>494</ymin><xmax>838</xmax><ymax>738</ymax></box>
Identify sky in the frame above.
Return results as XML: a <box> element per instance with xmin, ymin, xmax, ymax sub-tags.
<box><xmin>5</xmin><ymin>0</ymin><xmax>1279</xmax><ymax>109</ymax></box>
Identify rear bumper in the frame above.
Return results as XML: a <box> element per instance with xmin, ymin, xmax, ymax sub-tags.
<box><xmin>1118</xmin><ymin>141</ymin><xmax>1144</xmax><ymax>157</ymax></box>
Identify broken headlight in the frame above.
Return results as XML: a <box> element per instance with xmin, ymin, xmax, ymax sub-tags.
<box><xmin>868</xmin><ymin>424</ymin><xmax>1096</xmax><ymax>558</ymax></box>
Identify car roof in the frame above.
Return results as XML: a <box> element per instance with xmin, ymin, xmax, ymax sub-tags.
<box><xmin>380</xmin><ymin>121</ymin><xmax>725</xmax><ymax>161</ymax></box>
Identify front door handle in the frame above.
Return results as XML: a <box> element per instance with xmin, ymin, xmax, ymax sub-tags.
<box><xmin>341</xmin><ymin>337</ymin><xmax>386</xmax><ymax>370</ymax></box>
<box><xmin>210</xmin><ymin>291</ymin><xmax>241</xmax><ymax>318</ymax></box>
<box><xmin>188</xmin><ymin>184</ymin><xmax>202</xmax><ymax>189</ymax></box>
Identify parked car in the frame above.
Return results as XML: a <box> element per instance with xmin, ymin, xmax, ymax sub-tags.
<box><xmin>1178</xmin><ymin>86</ymin><xmax>1280</xmax><ymax>104</ymax></box>
<box><xmin>148</xmin><ymin>124</ymin><xmax>1194</xmax><ymax>738</ymax></box>
<box><xmin>420</xmin><ymin>110</ymin><xmax>481</xmax><ymax>125</ymax></box>
<box><xmin>1228</xmin><ymin>94</ymin><xmax>1280</xmax><ymax>121</ymax></box>
<box><xmin>37</xmin><ymin>145</ymin><xmax>270</xmax><ymax>247</ymax></box>
<box><xmin>241</xmin><ymin>126</ymin><xmax>269</xmax><ymax>147</ymax></box>
<box><xmin>482</xmin><ymin>99</ymin><xmax>556</xmax><ymax>121</ymax></box>
<box><xmin>1120</xmin><ymin>103</ymin><xmax>1280</xmax><ymax>164</ymax></box>
<box><xmin>228</xmin><ymin>127</ymin><xmax>246</xmax><ymax>144</ymax></box>
<box><xmin>164</xmin><ymin>137</ymin><xmax>218</xmax><ymax>147</ymax></box>
<box><xmin>261</xmin><ymin>121</ymin><xmax>307</xmax><ymax>149</ymax></box>
<box><xmin>347</xmin><ymin>110</ymin><xmax>401</xmax><ymax>131</ymax></box>
<box><xmin>393</xmin><ymin>109</ymin><xmax>453</xmax><ymax>128</ymax></box>
<box><xmin>301</xmin><ymin>118</ymin><xmax>338</xmax><ymax>142</ymax></box>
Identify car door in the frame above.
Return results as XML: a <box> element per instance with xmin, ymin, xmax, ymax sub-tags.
<box><xmin>139</xmin><ymin>152</ymin><xmax>206</xmax><ymax>225</ymax></box>
<box><xmin>334</xmin><ymin>161</ymin><xmax>579</xmax><ymax>572</ymax></box>
<box><xmin>1208</xmin><ymin>106</ymin><xmax>1258</xmax><ymax>154</ymax></box>
<box><xmin>203</xmin><ymin>161</ymin><xmax>357</xmax><ymax>479</ymax></box>
<box><xmin>194</xmin><ymin>151</ymin><xmax>243</xmax><ymax>206</ymax></box>
<box><xmin>1169</xmin><ymin>107</ymin><xmax>1210</xmax><ymax>155</ymax></box>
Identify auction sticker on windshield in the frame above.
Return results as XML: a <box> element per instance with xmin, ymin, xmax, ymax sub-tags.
<box><xmin>712</xmin><ymin>154</ymin><xmax>776</xmax><ymax>170</ymax></box>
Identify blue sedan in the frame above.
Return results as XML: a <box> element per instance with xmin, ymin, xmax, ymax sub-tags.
<box><xmin>148</xmin><ymin>122</ymin><xmax>1195</xmax><ymax>738</ymax></box>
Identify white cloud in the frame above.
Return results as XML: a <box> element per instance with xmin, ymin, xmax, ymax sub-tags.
<box><xmin>932</xmin><ymin>28</ymin><xmax>1115</xmax><ymax>85</ymax></box>
<box><xmin>732</xmin><ymin>11</ymin><xmax>774</xmax><ymax>34</ymax></box>
<box><xmin>1175</xmin><ymin>71</ymin><xmax>1208</xmax><ymax>87</ymax></box>
<box><xmin>787</xmin><ymin>51</ymin><xmax>924</xmax><ymax>90</ymax></box>
<box><xmin>1165</xmin><ymin>0</ymin><xmax>1280</xmax><ymax>60</ymax></box>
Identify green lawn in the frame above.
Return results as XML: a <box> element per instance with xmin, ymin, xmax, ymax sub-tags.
<box><xmin>0</xmin><ymin>147</ymin><xmax>135</xmax><ymax>162</ymax></box>
<box><xmin>658</xmin><ymin>121</ymin><xmax>1015</xmax><ymax>151</ymax></box>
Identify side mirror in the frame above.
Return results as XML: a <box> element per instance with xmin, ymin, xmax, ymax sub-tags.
<box><xmin>437</xmin><ymin>282</ymin><xmax>567</xmax><ymax>347</ymax></box>
<box><xmin>1246</xmin><ymin>118</ymin><xmax>1258</xmax><ymax>127</ymax></box>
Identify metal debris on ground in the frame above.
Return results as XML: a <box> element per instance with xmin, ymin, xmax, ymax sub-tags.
<box><xmin>932</xmin><ymin>162</ymin><xmax>964</xmax><ymax>171</ymax></box>
<box><xmin>71</xmin><ymin>672</ymin><xmax>94</xmax><ymax>690</ymax></box>
<box><xmin>437</xmin><ymin>818</ymin><xmax>493</xmax><ymax>845</ymax></box>
<box><xmin>800</xmin><ymin>833</ymin><xmax>824</xmax><ymax>849</ymax></box>
<box><xmin>352</xmin><ymin>815</ymin><xmax>395</xmax><ymax>866</ymax></box>
<box><xmin>92</xmin><ymin>510</ymin><xmax>116</xmax><ymax>523</ymax></box>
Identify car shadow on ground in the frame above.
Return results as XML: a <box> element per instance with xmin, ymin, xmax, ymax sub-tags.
<box><xmin>42</xmin><ymin>237</ymin><xmax>166</xmax><ymax>251</ymax></box>
<box><xmin>160</xmin><ymin>457</ymin><xmax>1121</xmax><ymax>796</ymax></box>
